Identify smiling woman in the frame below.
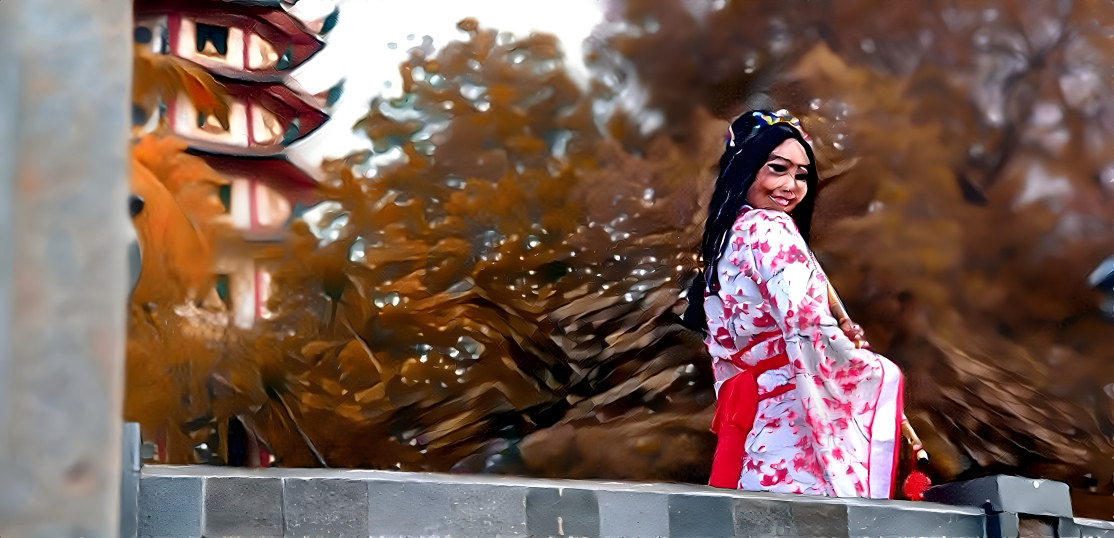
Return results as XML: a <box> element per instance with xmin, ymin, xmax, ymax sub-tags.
<box><xmin>687</xmin><ymin>110</ymin><xmax>910</xmax><ymax>498</ymax></box>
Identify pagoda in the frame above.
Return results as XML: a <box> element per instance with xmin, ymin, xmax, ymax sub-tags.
<box><xmin>133</xmin><ymin>0</ymin><xmax>338</xmax><ymax>329</ymax></box>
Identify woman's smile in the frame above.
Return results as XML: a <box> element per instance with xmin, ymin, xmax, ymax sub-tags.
<box><xmin>769</xmin><ymin>194</ymin><xmax>794</xmax><ymax>208</ymax></box>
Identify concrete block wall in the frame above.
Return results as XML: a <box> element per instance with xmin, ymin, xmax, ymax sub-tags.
<box><xmin>136</xmin><ymin>466</ymin><xmax>989</xmax><ymax>537</ymax></box>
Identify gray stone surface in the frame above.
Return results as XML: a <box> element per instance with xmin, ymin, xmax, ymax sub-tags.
<box><xmin>786</xmin><ymin>499</ymin><xmax>849</xmax><ymax>537</ymax></box>
<box><xmin>448</xmin><ymin>484</ymin><xmax>529</xmax><ymax>536</ymax></box>
<box><xmin>1073</xmin><ymin>517</ymin><xmax>1114</xmax><ymax>538</ymax></box>
<box><xmin>847</xmin><ymin>502</ymin><xmax>985</xmax><ymax>538</ymax></box>
<box><xmin>924</xmin><ymin>475</ymin><xmax>1073</xmax><ymax>517</ymax></box>
<box><xmin>0</xmin><ymin>0</ymin><xmax>130</xmax><ymax>536</ymax></box>
<box><xmin>526</xmin><ymin>487</ymin><xmax>600</xmax><ymax>537</ymax></box>
<box><xmin>137</xmin><ymin>476</ymin><xmax>203</xmax><ymax>538</ymax></box>
<box><xmin>121</xmin><ymin>423</ymin><xmax>142</xmax><ymax>538</ymax></box>
<box><xmin>283</xmin><ymin>478</ymin><xmax>369</xmax><ymax>536</ymax></box>
<box><xmin>731</xmin><ymin>497</ymin><xmax>850</xmax><ymax>538</ymax></box>
<box><xmin>368</xmin><ymin>480</ymin><xmax>529</xmax><ymax>536</ymax></box>
<box><xmin>598</xmin><ymin>490</ymin><xmax>670</xmax><ymax>538</ymax></box>
<box><xmin>669</xmin><ymin>494</ymin><xmax>736</xmax><ymax>537</ymax></box>
<box><xmin>732</xmin><ymin>498</ymin><xmax>796</xmax><ymax>537</ymax></box>
<box><xmin>205</xmin><ymin>476</ymin><xmax>285</xmax><ymax>537</ymax></box>
<box><xmin>367</xmin><ymin>480</ymin><xmax>456</xmax><ymax>536</ymax></box>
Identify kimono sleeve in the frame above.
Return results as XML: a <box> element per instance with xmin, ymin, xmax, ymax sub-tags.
<box><xmin>741</xmin><ymin>210</ymin><xmax>826</xmax><ymax>342</ymax></box>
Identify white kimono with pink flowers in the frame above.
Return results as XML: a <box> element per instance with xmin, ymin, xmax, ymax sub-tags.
<box><xmin>704</xmin><ymin>207</ymin><xmax>903</xmax><ymax>498</ymax></box>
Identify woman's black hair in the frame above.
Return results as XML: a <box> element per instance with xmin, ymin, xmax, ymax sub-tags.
<box><xmin>682</xmin><ymin>111</ymin><xmax>819</xmax><ymax>333</ymax></box>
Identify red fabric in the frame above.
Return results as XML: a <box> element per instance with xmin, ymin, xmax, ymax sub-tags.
<box><xmin>708</xmin><ymin>370</ymin><xmax>757</xmax><ymax>488</ymax></box>
<box><xmin>708</xmin><ymin>355</ymin><xmax>791</xmax><ymax>489</ymax></box>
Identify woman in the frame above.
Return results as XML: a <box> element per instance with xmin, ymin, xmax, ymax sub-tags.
<box><xmin>687</xmin><ymin>110</ymin><xmax>905</xmax><ymax>498</ymax></box>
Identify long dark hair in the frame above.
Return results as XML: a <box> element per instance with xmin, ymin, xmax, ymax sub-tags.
<box><xmin>683</xmin><ymin>111</ymin><xmax>819</xmax><ymax>333</ymax></box>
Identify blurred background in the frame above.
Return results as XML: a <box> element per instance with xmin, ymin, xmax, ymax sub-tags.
<box><xmin>124</xmin><ymin>0</ymin><xmax>1114</xmax><ymax>518</ymax></box>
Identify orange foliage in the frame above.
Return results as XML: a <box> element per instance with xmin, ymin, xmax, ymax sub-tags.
<box><xmin>129</xmin><ymin>135</ymin><xmax>225</xmax><ymax>304</ymax></box>
<box><xmin>125</xmin><ymin>135</ymin><xmax>229</xmax><ymax>461</ymax></box>
<box><xmin>132</xmin><ymin>46</ymin><xmax>231</xmax><ymax>129</ymax></box>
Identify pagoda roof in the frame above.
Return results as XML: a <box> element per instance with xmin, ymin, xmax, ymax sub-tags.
<box><xmin>189</xmin><ymin>149</ymin><xmax>319</xmax><ymax>203</ymax></box>
<box><xmin>136</xmin><ymin>0</ymin><xmax>325</xmax><ymax>72</ymax></box>
<box><xmin>224</xmin><ymin>77</ymin><xmax>328</xmax><ymax>141</ymax></box>
<box><xmin>170</xmin><ymin>76</ymin><xmax>327</xmax><ymax>157</ymax></box>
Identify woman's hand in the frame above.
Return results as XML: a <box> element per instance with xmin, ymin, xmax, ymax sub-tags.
<box><xmin>838</xmin><ymin>318</ymin><xmax>870</xmax><ymax>349</ymax></box>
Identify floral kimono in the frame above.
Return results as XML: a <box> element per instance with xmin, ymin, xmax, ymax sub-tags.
<box><xmin>703</xmin><ymin>207</ymin><xmax>903</xmax><ymax>498</ymax></box>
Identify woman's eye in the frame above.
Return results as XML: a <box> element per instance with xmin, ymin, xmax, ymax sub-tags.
<box><xmin>795</xmin><ymin>174</ymin><xmax>808</xmax><ymax>181</ymax></box>
<box><xmin>768</xmin><ymin>164</ymin><xmax>787</xmax><ymax>173</ymax></box>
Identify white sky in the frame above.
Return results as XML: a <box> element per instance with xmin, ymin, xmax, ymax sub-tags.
<box><xmin>286</xmin><ymin>0</ymin><xmax>607</xmax><ymax>175</ymax></box>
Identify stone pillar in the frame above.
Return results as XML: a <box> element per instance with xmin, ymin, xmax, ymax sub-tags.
<box><xmin>0</xmin><ymin>0</ymin><xmax>131</xmax><ymax>535</ymax></box>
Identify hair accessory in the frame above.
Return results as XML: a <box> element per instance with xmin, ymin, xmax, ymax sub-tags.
<box><xmin>728</xmin><ymin>109</ymin><xmax>812</xmax><ymax>148</ymax></box>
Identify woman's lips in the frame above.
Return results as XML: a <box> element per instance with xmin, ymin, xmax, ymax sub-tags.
<box><xmin>770</xmin><ymin>195</ymin><xmax>793</xmax><ymax>208</ymax></box>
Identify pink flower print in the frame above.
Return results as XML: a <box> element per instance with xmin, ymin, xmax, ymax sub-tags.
<box><xmin>753</xmin><ymin>312</ymin><xmax>777</xmax><ymax>328</ymax></box>
<box><xmin>745</xmin><ymin>457</ymin><xmax>763</xmax><ymax>473</ymax></box>
<box><xmin>792</xmin><ymin>453</ymin><xmax>809</xmax><ymax>472</ymax></box>
<box><xmin>765</xmin><ymin>417</ymin><xmax>782</xmax><ymax>431</ymax></box>
<box><xmin>760</xmin><ymin>466</ymin><xmax>789</xmax><ymax>487</ymax></box>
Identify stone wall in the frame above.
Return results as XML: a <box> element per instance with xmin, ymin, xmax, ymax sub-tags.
<box><xmin>134</xmin><ymin>464</ymin><xmax>1114</xmax><ymax>537</ymax></box>
<box><xmin>136</xmin><ymin>466</ymin><xmax>988</xmax><ymax>537</ymax></box>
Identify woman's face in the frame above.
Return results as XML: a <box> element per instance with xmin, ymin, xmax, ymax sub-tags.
<box><xmin>745</xmin><ymin>138</ymin><xmax>810</xmax><ymax>214</ymax></box>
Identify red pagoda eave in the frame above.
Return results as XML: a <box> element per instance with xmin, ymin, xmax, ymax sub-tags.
<box><xmin>190</xmin><ymin>149</ymin><xmax>319</xmax><ymax>204</ymax></box>
<box><xmin>165</xmin><ymin>76</ymin><xmax>327</xmax><ymax>156</ymax></box>
<box><xmin>135</xmin><ymin>0</ymin><xmax>324</xmax><ymax>73</ymax></box>
<box><xmin>222</xmin><ymin>77</ymin><xmax>329</xmax><ymax>142</ymax></box>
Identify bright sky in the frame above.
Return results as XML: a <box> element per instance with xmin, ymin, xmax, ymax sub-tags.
<box><xmin>287</xmin><ymin>0</ymin><xmax>607</xmax><ymax>175</ymax></box>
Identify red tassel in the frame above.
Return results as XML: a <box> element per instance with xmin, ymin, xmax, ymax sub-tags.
<box><xmin>902</xmin><ymin>470</ymin><xmax>931</xmax><ymax>501</ymax></box>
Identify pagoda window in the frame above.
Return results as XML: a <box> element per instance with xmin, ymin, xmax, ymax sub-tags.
<box><xmin>252</xmin><ymin>107</ymin><xmax>284</xmax><ymax>145</ymax></box>
<box><xmin>252</xmin><ymin>182</ymin><xmax>293</xmax><ymax>229</ymax></box>
<box><xmin>218</xmin><ymin>184</ymin><xmax>232</xmax><ymax>213</ymax></box>
<box><xmin>247</xmin><ymin>34</ymin><xmax>279</xmax><ymax>70</ymax></box>
<box><xmin>215</xmin><ymin>274</ymin><xmax>231</xmax><ymax>307</ymax></box>
<box><xmin>195</xmin><ymin>23</ymin><xmax>229</xmax><ymax>57</ymax></box>
<box><xmin>197</xmin><ymin>111</ymin><xmax>229</xmax><ymax>134</ymax></box>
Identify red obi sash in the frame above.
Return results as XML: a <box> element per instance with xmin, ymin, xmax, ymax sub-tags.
<box><xmin>708</xmin><ymin>354</ymin><xmax>794</xmax><ymax>489</ymax></box>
